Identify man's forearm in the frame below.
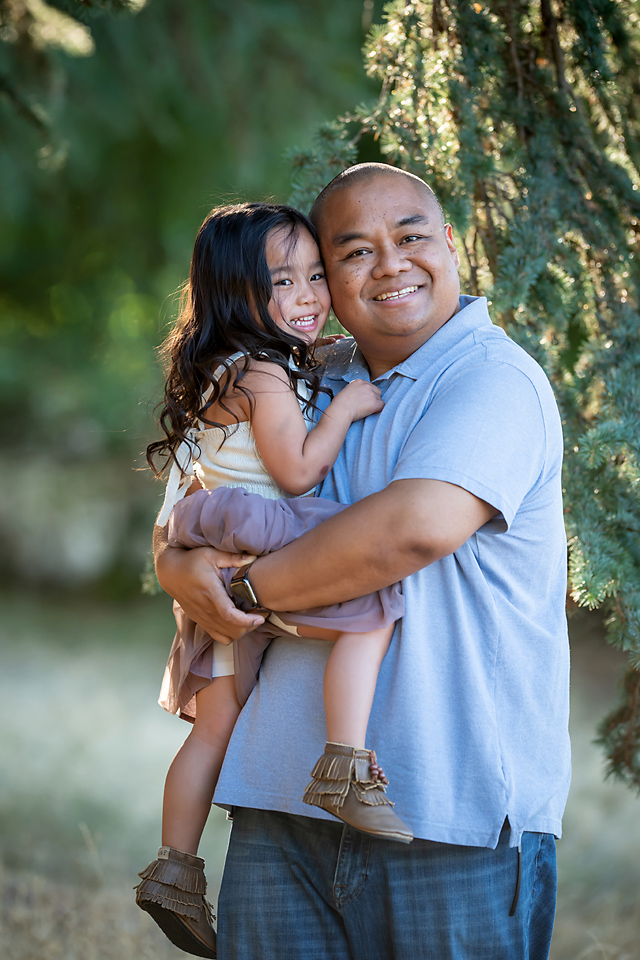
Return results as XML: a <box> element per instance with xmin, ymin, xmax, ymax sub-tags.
<box><xmin>150</xmin><ymin>478</ymin><xmax>495</xmax><ymax>638</ymax></box>
<box><xmin>249</xmin><ymin>478</ymin><xmax>496</xmax><ymax>612</ymax></box>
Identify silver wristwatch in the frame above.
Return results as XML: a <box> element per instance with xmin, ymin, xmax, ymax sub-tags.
<box><xmin>229</xmin><ymin>561</ymin><xmax>260</xmax><ymax>609</ymax></box>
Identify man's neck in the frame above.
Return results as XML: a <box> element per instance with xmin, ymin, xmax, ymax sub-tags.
<box><xmin>363</xmin><ymin>316</ymin><xmax>460</xmax><ymax>380</ymax></box>
<box><xmin>365</xmin><ymin>355</ymin><xmax>400</xmax><ymax>380</ymax></box>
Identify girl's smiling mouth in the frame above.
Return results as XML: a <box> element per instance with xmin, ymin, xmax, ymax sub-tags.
<box><xmin>290</xmin><ymin>315</ymin><xmax>319</xmax><ymax>329</ymax></box>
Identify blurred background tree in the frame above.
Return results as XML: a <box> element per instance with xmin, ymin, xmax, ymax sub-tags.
<box><xmin>291</xmin><ymin>0</ymin><xmax>640</xmax><ymax>789</ymax></box>
<box><xmin>0</xmin><ymin>0</ymin><xmax>383</xmax><ymax>591</ymax></box>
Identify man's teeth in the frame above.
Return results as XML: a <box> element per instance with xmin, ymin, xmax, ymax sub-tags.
<box><xmin>291</xmin><ymin>316</ymin><xmax>315</xmax><ymax>327</ymax></box>
<box><xmin>374</xmin><ymin>286</ymin><xmax>419</xmax><ymax>302</ymax></box>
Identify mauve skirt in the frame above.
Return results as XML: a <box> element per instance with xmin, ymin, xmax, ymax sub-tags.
<box><xmin>158</xmin><ymin>486</ymin><xmax>404</xmax><ymax>719</ymax></box>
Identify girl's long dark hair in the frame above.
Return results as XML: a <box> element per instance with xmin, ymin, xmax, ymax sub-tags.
<box><xmin>147</xmin><ymin>202</ymin><xmax>329</xmax><ymax>477</ymax></box>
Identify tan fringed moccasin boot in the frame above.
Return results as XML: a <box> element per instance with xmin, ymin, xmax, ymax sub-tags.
<box><xmin>135</xmin><ymin>846</ymin><xmax>217</xmax><ymax>958</ymax></box>
<box><xmin>302</xmin><ymin>741</ymin><xmax>414</xmax><ymax>844</ymax></box>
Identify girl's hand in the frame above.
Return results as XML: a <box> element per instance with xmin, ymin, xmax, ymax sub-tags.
<box><xmin>314</xmin><ymin>334</ymin><xmax>347</xmax><ymax>347</ymax></box>
<box><xmin>155</xmin><ymin>541</ymin><xmax>265</xmax><ymax>644</ymax></box>
<box><xmin>332</xmin><ymin>379</ymin><xmax>384</xmax><ymax>421</ymax></box>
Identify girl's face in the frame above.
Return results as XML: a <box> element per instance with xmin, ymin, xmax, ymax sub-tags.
<box><xmin>265</xmin><ymin>226</ymin><xmax>331</xmax><ymax>344</ymax></box>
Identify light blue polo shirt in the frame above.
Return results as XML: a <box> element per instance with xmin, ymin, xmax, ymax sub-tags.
<box><xmin>215</xmin><ymin>295</ymin><xmax>571</xmax><ymax>848</ymax></box>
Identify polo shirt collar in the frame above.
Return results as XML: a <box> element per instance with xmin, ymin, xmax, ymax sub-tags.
<box><xmin>326</xmin><ymin>296</ymin><xmax>493</xmax><ymax>384</ymax></box>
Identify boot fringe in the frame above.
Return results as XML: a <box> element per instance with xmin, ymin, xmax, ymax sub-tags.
<box><xmin>135</xmin><ymin>878</ymin><xmax>204</xmax><ymax>921</ymax></box>
<box><xmin>302</xmin><ymin>791</ymin><xmax>338</xmax><ymax>811</ymax></box>
<box><xmin>352</xmin><ymin>781</ymin><xmax>394</xmax><ymax>807</ymax></box>
<box><xmin>303</xmin><ymin>745</ymin><xmax>394</xmax><ymax>811</ymax></box>
<box><xmin>303</xmin><ymin>776</ymin><xmax>350</xmax><ymax>807</ymax></box>
<box><xmin>309</xmin><ymin>751</ymin><xmax>379</xmax><ymax>787</ymax></box>
<box><xmin>137</xmin><ymin>857</ymin><xmax>207</xmax><ymax>895</ymax></box>
<box><xmin>309</xmin><ymin>752</ymin><xmax>353</xmax><ymax>782</ymax></box>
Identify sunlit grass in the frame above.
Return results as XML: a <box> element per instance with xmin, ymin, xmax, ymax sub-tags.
<box><xmin>1</xmin><ymin>593</ymin><xmax>639</xmax><ymax>959</ymax></box>
<box><xmin>0</xmin><ymin>591</ymin><xmax>229</xmax><ymax>960</ymax></box>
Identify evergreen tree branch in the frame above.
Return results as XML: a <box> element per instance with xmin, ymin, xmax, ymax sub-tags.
<box><xmin>288</xmin><ymin>0</ymin><xmax>640</xmax><ymax>788</ymax></box>
<box><xmin>0</xmin><ymin>73</ymin><xmax>49</xmax><ymax>136</ymax></box>
<box><xmin>597</xmin><ymin>666</ymin><xmax>640</xmax><ymax>791</ymax></box>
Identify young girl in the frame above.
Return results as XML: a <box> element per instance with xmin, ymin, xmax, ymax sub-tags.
<box><xmin>136</xmin><ymin>203</ymin><xmax>411</xmax><ymax>959</ymax></box>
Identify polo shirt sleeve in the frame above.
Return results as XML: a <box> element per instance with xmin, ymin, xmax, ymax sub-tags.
<box><xmin>391</xmin><ymin>360</ymin><xmax>547</xmax><ymax>528</ymax></box>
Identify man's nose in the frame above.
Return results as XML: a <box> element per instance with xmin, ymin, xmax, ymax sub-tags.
<box><xmin>371</xmin><ymin>244</ymin><xmax>411</xmax><ymax>279</ymax></box>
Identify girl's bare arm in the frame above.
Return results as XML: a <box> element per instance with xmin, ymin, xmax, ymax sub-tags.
<box><xmin>244</xmin><ymin>361</ymin><xmax>383</xmax><ymax>496</ymax></box>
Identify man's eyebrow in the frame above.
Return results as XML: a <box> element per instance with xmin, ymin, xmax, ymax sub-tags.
<box><xmin>331</xmin><ymin>213</ymin><xmax>431</xmax><ymax>246</ymax></box>
<box><xmin>398</xmin><ymin>214</ymin><xmax>430</xmax><ymax>228</ymax></box>
<box><xmin>331</xmin><ymin>231</ymin><xmax>366</xmax><ymax>248</ymax></box>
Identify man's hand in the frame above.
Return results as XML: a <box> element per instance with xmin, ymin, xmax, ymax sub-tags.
<box><xmin>154</xmin><ymin>527</ymin><xmax>265</xmax><ymax>644</ymax></box>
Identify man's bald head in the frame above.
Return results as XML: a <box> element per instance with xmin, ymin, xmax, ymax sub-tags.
<box><xmin>307</xmin><ymin>162</ymin><xmax>460</xmax><ymax>378</ymax></box>
<box><xmin>309</xmin><ymin>162</ymin><xmax>445</xmax><ymax>234</ymax></box>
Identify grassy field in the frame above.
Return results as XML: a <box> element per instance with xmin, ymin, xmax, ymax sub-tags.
<box><xmin>1</xmin><ymin>592</ymin><xmax>638</xmax><ymax>959</ymax></box>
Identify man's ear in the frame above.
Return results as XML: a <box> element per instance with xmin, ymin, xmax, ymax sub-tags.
<box><xmin>444</xmin><ymin>224</ymin><xmax>460</xmax><ymax>268</ymax></box>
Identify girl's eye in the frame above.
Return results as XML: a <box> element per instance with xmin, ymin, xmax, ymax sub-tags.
<box><xmin>311</xmin><ymin>272</ymin><xmax>326</xmax><ymax>281</ymax></box>
<box><xmin>274</xmin><ymin>278</ymin><xmax>293</xmax><ymax>287</ymax></box>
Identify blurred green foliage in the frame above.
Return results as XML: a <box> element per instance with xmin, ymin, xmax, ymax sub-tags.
<box><xmin>0</xmin><ymin>0</ymin><xmax>381</xmax><ymax>460</ymax></box>
<box><xmin>0</xmin><ymin>0</ymin><xmax>382</xmax><ymax>589</ymax></box>
<box><xmin>291</xmin><ymin>0</ymin><xmax>640</xmax><ymax>789</ymax></box>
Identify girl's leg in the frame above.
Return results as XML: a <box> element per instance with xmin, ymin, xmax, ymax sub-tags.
<box><xmin>323</xmin><ymin>624</ymin><xmax>394</xmax><ymax>748</ymax></box>
<box><xmin>302</xmin><ymin>623</ymin><xmax>412</xmax><ymax>843</ymax></box>
<box><xmin>137</xmin><ymin>675</ymin><xmax>238</xmax><ymax>957</ymax></box>
<box><xmin>162</xmin><ymin>674</ymin><xmax>240</xmax><ymax>855</ymax></box>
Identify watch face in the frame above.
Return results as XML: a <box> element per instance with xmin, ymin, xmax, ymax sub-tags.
<box><xmin>230</xmin><ymin>575</ymin><xmax>258</xmax><ymax>608</ymax></box>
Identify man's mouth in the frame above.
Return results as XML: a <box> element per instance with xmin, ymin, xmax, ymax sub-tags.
<box><xmin>373</xmin><ymin>286</ymin><xmax>419</xmax><ymax>302</ymax></box>
<box><xmin>290</xmin><ymin>315</ymin><xmax>317</xmax><ymax>329</ymax></box>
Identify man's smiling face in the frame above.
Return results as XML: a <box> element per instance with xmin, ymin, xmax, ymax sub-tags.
<box><xmin>316</xmin><ymin>172</ymin><xmax>461</xmax><ymax>378</ymax></box>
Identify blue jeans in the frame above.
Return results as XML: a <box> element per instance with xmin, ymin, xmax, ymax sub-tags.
<box><xmin>217</xmin><ymin>808</ymin><xmax>557</xmax><ymax>960</ymax></box>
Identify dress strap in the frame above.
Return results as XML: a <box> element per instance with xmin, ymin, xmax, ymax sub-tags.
<box><xmin>210</xmin><ymin>350</ymin><xmax>248</xmax><ymax>382</ymax></box>
<box><xmin>155</xmin><ymin>436</ymin><xmax>199</xmax><ymax>527</ymax></box>
<box><xmin>155</xmin><ymin>351</ymin><xmax>249</xmax><ymax>527</ymax></box>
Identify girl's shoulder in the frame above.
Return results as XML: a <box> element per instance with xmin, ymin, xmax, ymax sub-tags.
<box><xmin>212</xmin><ymin>355</ymin><xmax>295</xmax><ymax>407</ymax></box>
<box><xmin>211</xmin><ymin>350</ymin><xmax>286</xmax><ymax>379</ymax></box>
<box><xmin>226</xmin><ymin>353</ymin><xmax>292</xmax><ymax>380</ymax></box>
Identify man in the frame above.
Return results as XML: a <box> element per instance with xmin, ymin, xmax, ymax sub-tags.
<box><xmin>155</xmin><ymin>163</ymin><xmax>570</xmax><ymax>960</ymax></box>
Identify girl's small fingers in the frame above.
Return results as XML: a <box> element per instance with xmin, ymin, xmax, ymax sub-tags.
<box><xmin>215</xmin><ymin>552</ymin><xmax>257</xmax><ymax>569</ymax></box>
